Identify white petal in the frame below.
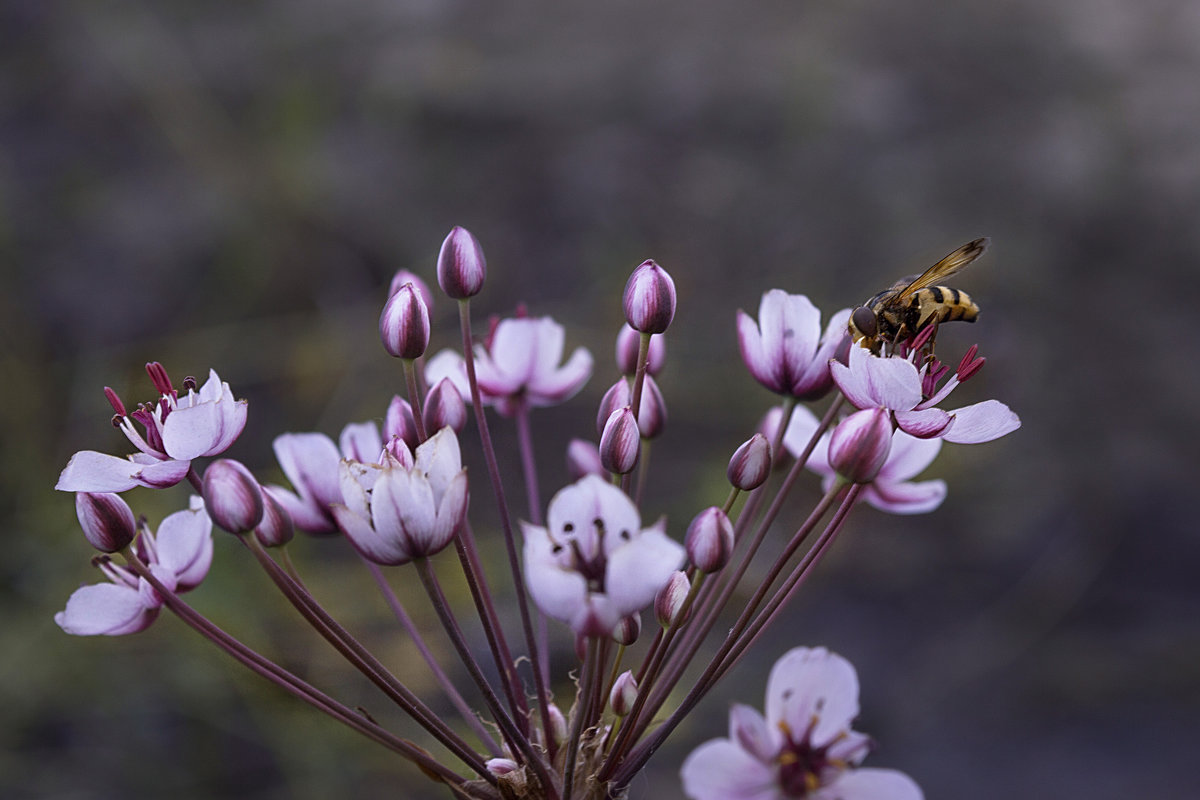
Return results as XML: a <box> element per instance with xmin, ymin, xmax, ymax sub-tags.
<box><xmin>680</xmin><ymin>738</ymin><xmax>780</xmax><ymax>800</ymax></box>
<box><xmin>55</xmin><ymin>583</ymin><xmax>156</xmax><ymax>636</ymax></box>
<box><xmin>415</xmin><ymin>427</ymin><xmax>463</xmax><ymax>500</ymax></box>
<box><xmin>332</xmin><ymin>504</ymin><xmax>411</xmax><ymax>565</ymax></box>
<box><xmin>729</xmin><ymin>704</ymin><xmax>779</xmax><ymax>763</ymax></box>
<box><xmin>161</xmin><ymin>401</ymin><xmax>224</xmax><ymax>461</ymax></box>
<box><xmin>154</xmin><ymin>507</ymin><xmax>214</xmax><ymax>590</ymax></box>
<box><xmin>339</xmin><ymin>421</ymin><xmax>383</xmax><ymax>462</ymax></box>
<box><xmin>864</xmin><ymin>478</ymin><xmax>947</xmax><ymax>515</ymax></box>
<box><xmin>605</xmin><ymin>525</ymin><xmax>686</xmax><ymax>618</ymax></box>
<box><xmin>273</xmin><ymin>433</ymin><xmax>342</xmax><ymax>509</ymax></box>
<box><xmin>737</xmin><ymin>309</ymin><xmax>777</xmax><ymax>391</ymax></box>
<box><xmin>895</xmin><ymin>408</ymin><xmax>952</xmax><ymax>439</ymax></box>
<box><xmin>528</xmin><ymin>346</ymin><xmax>593</xmax><ymax>406</ymax></box>
<box><xmin>490</xmin><ymin>318</ymin><xmax>543</xmax><ymax>386</ymax></box>
<box><xmin>943</xmin><ymin>400</ymin><xmax>1021</xmax><ymax>444</ymax></box>
<box><xmin>876</xmin><ymin>433</ymin><xmax>942</xmax><ymax>483</ymax></box>
<box><xmin>765</xmin><ymin>647</ymin><xmax>860</xmax><ymax>749</ymax></box>
<box><xmin>521</xmin><ymin>522</ymin><xmax>588</xmax><ymax>626</ymax></box>
<box><xmin>817</xmin><ymin>768</ymin><xmax>924</xmax><ymax>800</ymax></box>
<box><xmin>55</xmin><ymin>451</ymin><xmax>142</xmax><ymax>493</ymax></box>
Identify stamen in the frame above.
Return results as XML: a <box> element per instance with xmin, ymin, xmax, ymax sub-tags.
<box><xmin>957</xmin><ymin>344</ymin><xmax>986</xmax><ymax>382</ymax></box>
<box><xmin>909</xmin><ymin>322</ymin><xmax>936</xmax><ymax>354</ymax></box>
<box><xmin>182</xmin><ymin>375</ymin><xmax>198</xmax><ymax>393</ymax></box>
<box><xmin>104</xmin><ymin>386</ymin><xmax>127</xmax><ymax>417</ymax></box>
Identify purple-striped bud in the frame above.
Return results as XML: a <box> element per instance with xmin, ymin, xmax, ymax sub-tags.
<box><xmin>727</xmin><ymin>433</ymin><xmax>772</xmax><ymax>491</ymax></box>
<box><xmin>423</xmin><ymin>377</ymin><xmax>468</xmax><ymax>434</ymax></box>
<box><xmin>388</xmin><ymin>269</ymin><xmax>434</xmax><ymax>315</ymax></box>
<box><xmin>437</xmin><ymin>226</ymin><xmax>487</xmax><ymax>299</ymax></box>
<box><xmin>610</xmin><ymin>671</ymin><xmax>639</xmax><ymax>717</ymax></box>
<box><xmin>615</xmin><ymin>323</ymin><xmax>666</xmax><ymax>376</ymax></box>
<box><xmin>75</xmin><ymin>492</ymin><xmax>137</xmax><ymax>553</ymax></box>
<box><xmin>599</xmin><ymin>407</ymin><xmax>641</xmax><ymax>474</ymax></box>
<box><xmin>384</xmin><ymin>395</ymin><xmax>420</xmax><ymax>452</ymax></box>
<box><xmin>380</xmin><ymin>282</ymin><xmax>431</xmax><ymax>359</ymax></box>
<box><xmin>685</xmin><ymin>506</ymin><xmax>735</xmax><ymax>573</ymax></box>
<box><xmin>202</xmin><ymin>459</ymin><xmax>265</xmax><ymax>534</ymax></box>
<box><xmin>486</xmin><ymin>758</ymin><xmax>520</xmax><ymax>777</ymax></box>
<box><xmin>655</xmin><ymin>570</ymin><xmax>691</xmax><ymax>627</ymax></box>
<box><xmin>828</xmin><ymin>408</ymin><xmax>894</xmax><ymax>484</ymax></box>
<box><xmin>566</xmin><ymin>438</ymin><xmax>604</xmax><ymax>481</ymax></box>
<box><xmin>623</xmin><ymin>259</ymin><xmax>676</xmax><ymax>334</ymax></box>
<box><xmin>612</xmin><ymin>613</ymin><xmax>642</xmax><ymax>646</ymax></box>
<box><xmin>255</xmin><ymin>486</ymin><xmax>296</xmax><ymax>548</ymax></box>
<box><xmin>597</xmin><ymin>377</ymin><xmax>666</xmax><ymax>439</ymax></box>
<box><xmin>546</xmin><ymin>704</ymin><xmax>568</xmax><ymax>747</ymax></box>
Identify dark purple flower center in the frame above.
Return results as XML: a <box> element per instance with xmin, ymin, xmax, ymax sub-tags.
<box><xmin>775</xmin><ymin>721</ymin><xmax>834</xmax><ymax>797</ymax></box>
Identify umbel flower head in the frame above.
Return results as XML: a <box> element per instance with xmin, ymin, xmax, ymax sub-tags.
<box><xmin>56</xmin><ymin>364</ymin><xmax>247</xmax><ymax>493</ymax></box>
<box><xmin>521</xmin><ymin>474</ymin><xmax>684</xmax><ymax>636</ymax></box>
<box><xmin>681</xmin><ymin>647</ymin><xmax>923</xmax><ymax>800</ymax></box>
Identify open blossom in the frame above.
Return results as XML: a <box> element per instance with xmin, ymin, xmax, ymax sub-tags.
<box><xmin>784</xmin><ymin>405</ymin><xmax>947</xmax><ymax>514</ymax></box>
<box><xmin>832</xmin><ymin>345</ymin><xmax>1019</xmax><ymax>442</ymax></box>
<box><xmin>681</xmin><ymin>647</ymin><xmax>923</xmax><ymax>800</ymax></box>
<box><xmin>521</xmin><ymin>475</ymin><xmax>684</xmax><ymax>636</ymax></box>
<box><xmin>474</xmin><ymin>315</ymin><xmax>593</xmax><ymax>417</ymax></box>
<box><xmin>56</xmin><ymin>503</ymin><xmax>214</xmax><ymax>636</ymax></box>
<box><xmin>738</xmin><ymin>291</ymin><xmax>851</xmax><ymax>400</ymax></box>
<box><xmin>268</xmin><ymin>420</ymin><xmax>384</xmax><ymax>534</ymax></box>
<box><xmin>56</xmin><ymin>365</ymin><xmax>247</xmax><ymax>493</ymax></box>
<box><xmin>330</xmin><ymin>427</ymin><xmax>469</xmax><ymax>565</ymax></box>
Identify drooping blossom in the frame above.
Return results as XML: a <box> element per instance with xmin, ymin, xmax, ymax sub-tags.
<box><xmin>269</xmin><ymin>420</ymin><xmax>384</xmax><ymax>534</ymax></box>
<box><xmin>330</xmin><ymin>427</ymin><xmax>469</xmax><ymax>565</ymax></box>
<box><xmin>783</xmin><ymin>405</ymin><xmax>947</xmax><ymax>515</ymax></box>
<box><xmin>56</xmin><ymin>364</ymin><xmax>247</xmax><ymax>493</ymax></box>
<box><xmin>737</xmin><ymin>291</ymin><xmax>851</xmax><ymax>400</ymax></box>
<box><xmin>681</xmin><ymin>647</ymin><xmax>923</xmax><ymax>800</ymax></box>
<box><xmin>55</xmin><ymin>502</ymin><xmax>214</xmax><ymax>636</ymax></box>
<box><xmin>521</xmin><ymin>475</ymin><xmax>684</xmax><ymax>636</ymax></box>
<box><xmin>832</xmin><ymin>344</ymin><xmax>1019</xmax><ymax>442</ymax></box>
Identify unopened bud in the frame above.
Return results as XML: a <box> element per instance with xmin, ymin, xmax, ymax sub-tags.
<box><xmin>599</xmin><ymin>407</ymin><xmax>641</xmax><ymax>474</ymax></box>
<box><xmin>385</xmin><ymin>395</ymin><xmax>420</xmax><ymax>451</ymax></box>
<box><xmin>615</xmin><ymin>323</ymin><xmax>666</xmax><ymax>376</ymax></box>
<box><xmin>623</xmin><ymin>259</ymin><xmax>676</xmax><ymax>334</ymax></box>
<box><xmin>685</xmin><ymin>507</ymin><xmax>734</xmax><ymax>573</ymax></box>
<box><xmin>388</xmin><ymin>269</ymin><xmax>434</xmax><ymax>315</ymax></box>
<box><xmin>255</xmin><ymin>486</ymin><xmax>296</xmax><ymax>548</ymax></box>
<box><xmin>597</xmin><ymin>377</ymin><xmax>666</xmax><ymax>439</ymax></box>
<box><xmin>423</xmin><ymin>377</ymin><xmax>468</xmax><ymax>434</ymax></box>
<box><xmin>566</xmin><ymin>438</ymin><xmax>604</xmax><ymax>480</ymax></box>
<box><xmin>612</xmin><ymin>613</ymin><xmax>641</xmax><ymax>645</ymax></box>
<box><xmin>828</xmin><ymin>408</ymin><xmax>893</xmax><ymax>484</ymax></box>
<box><xmin>486</xmin><ymin>758</ymin><xmax>520</xmax><ymax>777</ymax></box>
<box><xmin>75</xmin><ymin>492</ymin><xmax>136</xmax><ymax>553</ymax></box>
<box><xmin>546</xmin><ymin>704</ymin><xmax>568</xmax><ymax>746</ymax></box>
<box><xmin>202</xmin><ymin>459</ymin><xmax>265</xmax><ymax>534</ymax></box>
<box><xmin>727</xmin><ymin>433</ymin><xmax>772</xmax><ymax>491</ymax></box>
<box><xmin>609</xmin><ymin>671</ymin><xmax>639</xmax><ymax>717</ymax></box>
<box><xmin>437</xmin><ymin>226</ymin><xmax>487</xmax><ymax>299</ymax></box>
<box><xmin>380</xmin><ymin>282</ymin><xmax>431</xmax><ymax>359</ymax></box>
<box><xmin>655</xmin><ymin>570</ymin><xmax>691</xmax><ymax>627</ymax></box>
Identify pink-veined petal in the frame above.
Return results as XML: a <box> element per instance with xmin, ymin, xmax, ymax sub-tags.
<box><xmin>273</xmin><ymin>433</ymin><xmax>342</xmax><ymax>509</ymax></box>
<box><xmin>521</xmin><ymin>522</ymin><xmax>589</xmax><ymax>626</ymax></box>
<box><xmin>161</xmin><ymin>401</ymin><xmax>224</xmax><ymax>461</ymax></box>
<box><xmin>894</xmin><ymin>408</ymin><xmax>952</xmax><ymax>439</ymax></box>
<box><xmin>134</xmin><ymin>458</ymin><xmax>192</xmax><ymax>489</ymax></box>
<box><xmin>266</xmin><ymin>484</ymin><xmax>332</xmax><ymax>533</ymax></box>
<box><xmin>834</xmin><ymin>347</ymin><xmax>922</xmax><ymax>411</ymax></box>
<box><xmin>729</xmin><ymin>703</ymin><xmax>779</xmax><ymax>763</ymax></box>
<box><xmin>875</xmin><ymin>433</ymin><xmax>942</xmax><ymax>483</ymax></box>
<box><xmin>339</xmin><ymin>421</ymin><xmax>383</xmax><ymax>462</ymax></box>
<box><xmin>680</xmin><ymin>738</ymin><xmax>780</xmax><ymax>800</ymax></box>
<box><xmin>415</xmin><ymin>427</ymin><xmax>463</xmax><ymax>501</ymax></box>
<box><xmin>817</xmin><ymin>768</ymin><xmax>924</xmax><ymax>800</ymax></box>
<box><xmin>331</xmin><ymin>504</ymin><xmax>411</xmax><ymax>565</ymax></box>
<box><xmin>864</xmin><ymin>477</ymin><xmax>947</xmax><ymax>515</ymax></box>
<box><xmin>737</xmin><ymin>309</ymin><xmax>777</xmax><ymax>391</ymax></box>
<box><xmin>528</xmin><ymin>346</ymin><xmax>593</xmax><ymax>406</ymax></box>
<box><xmin>765</xmin><ymin>647</ymin><xmax>860</xmax><ymax>749</ymax></box>
<box><xmin>55</xmin><ymin>583</ymin><xmax>156</xmax><ymax>636</ymax></box>
<box><xmin>55</xmin><ymin>451</ymin><xmax>143</xmax><ymax>492</ymax></box>
<box><xmin>430</xmin><ymin>471</ymin><xmax>469</xmax><ymax>554</ymax></box>
<box><xmin>943</xmin><ymin>399</ymin><xmax>1021</xmax><ymax>444</ymax></box>
<box><xmin>370</xmin><ymin>469</ymin><xmax>434</xmax><ymax>552</ymax></box>
<box><xmin>154</xmin><ymin>506</ymin><xmax>214</xmax><ymax>591</ymax></box>
<box><xmin>605</xmin><ymin>525</ymin><xmax>686</xmax><ymax>618</ymax></box>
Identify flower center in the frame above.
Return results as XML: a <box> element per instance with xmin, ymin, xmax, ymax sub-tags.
<box><xmin>774</xmin><ymin>720</ymin><xmax>834</xmax><ymax>797</ymax></box>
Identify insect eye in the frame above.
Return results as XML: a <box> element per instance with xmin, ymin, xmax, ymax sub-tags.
<box><xmin>851</xmin><ymin>306</ymin><xmax>878</xmax><ymax>337</ymax></box>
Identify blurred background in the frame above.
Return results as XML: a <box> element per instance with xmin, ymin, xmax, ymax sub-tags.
<box><xmin>4</xmin><ymin>0</ymin><xmax>1198</xmax><ymax>797</ymax></box>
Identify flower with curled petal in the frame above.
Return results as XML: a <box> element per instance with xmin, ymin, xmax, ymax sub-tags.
<box><xmin>268</xmin><ymin>420</ymin><xmax>384</xmax><ymax>534</ymax></box>
<box><xmin>738</xmin><ymin>291</ymin><xmax>851</xmax><ymax>400</ymax></box>
<box><xmin>56</xmin><ymin>364</ymin><xmax>247</xmax><ymax>493</ymax></box>
<box><xmin>55</xmin><ymin>502</ymin><xmax>214</xmax><ymax>636</ymax></box>
<box><xmin>681</xmin><ymin>647</ymin><xmax>923</xmax><ymax>800</ymax></box>
<box><xmin>521</xmin><ymin>475</ymin><xmax>684</xmax><ymax>636</ymax></box>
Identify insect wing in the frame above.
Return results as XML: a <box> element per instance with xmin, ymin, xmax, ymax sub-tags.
<box><xmin>894</xmin><ymin>238</ymin><xmax>988</xmax><ymax>301</ymax></box>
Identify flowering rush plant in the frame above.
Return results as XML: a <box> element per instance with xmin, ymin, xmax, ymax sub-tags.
<box><xmin>55</xmin><ymin>227</ymin><xmax>1019</xmax><ymax>799</ymax></box>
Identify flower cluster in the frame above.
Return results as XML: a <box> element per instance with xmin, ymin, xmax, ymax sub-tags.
<box><xmin>53</xmin><ymin>227</ymin><xmax>1018</xmax><ymax>799</ymax></box>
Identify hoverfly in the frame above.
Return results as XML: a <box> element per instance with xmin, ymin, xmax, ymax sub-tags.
<box><xmin>848</xmin><ymin>237</ymin><xmax>988</xmax><ymax>354</ymax></box>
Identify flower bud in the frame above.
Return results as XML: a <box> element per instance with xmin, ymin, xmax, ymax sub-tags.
<box><xmin>615</xmin><ymin>323</ymin><xmax>666</xmax><ymax>376</ymax></box>
<box><xmin>566</xmin><ymin>438</ymin><xmax>604</xmax><ymax>481</ymax></box>
<box><xmin>727</xmin><ymin>433</ymin><xmax>772</xmax><ymax>491</ymax></box>
<box><xmin>423</xmin><ymin>377</ymin><xmax>468</xmax><ymax>434</ymax></box>
<box><xmin>655</xmin><ymin>570</ymin><xmax>691</xmax><ymax>627</ymax></box>
<box><xmin>623</xmin><ymin>259</ymin><xmax>676</xmax><ymax>334</ymax></box>
<box><xmin>828</xmin><ymin>408</ymin><xmax>894</xmax><ymax>484</ymax></box>
<box><xmin>380</xmin><ymin>282</ymin><xmax>431</xmax><ymax>359</ymax></box>
<box><xmin>202</xmin><ymin>459</ymin><xmax>265</xmax><ymax>534</ymax></box>
<box><xmin>253</xmin><ymin>486</ymin><xmax>296</xmax><ymax>548</ymax></box>
<box><xmin>437</xmin><ymin>226</ymin><xmax>487</xmax><ymax>299</ymax></box>
<box><xmin>599</xmin><ymin>407</ymin><xmax>641</xmax><ymax>474</ymax></box>
<box><xmin>596</xmin><ymin>379</ymin><xmax>630</xmax><ymax>437</ymax></box>
<box><xmin>685</xmin><ymin>507</ymin><xmax>734</xmax><ymax>573</ymax></box>
<box><xmin>610</xmin><ymin>671</ymin><xmax>639</xmax><ymax>717</ymax></box>
<box><xmin>612</xmin><ymin>613</ymin><xmax>641</xmax><ymax>645</ymax></box>
<box><xmin>546</xmin><ymin>704</ymin><xmax>568</xmax><ymax>747</ymax></box>
<box><xmin>385</xmin><ymin>395</ymin><xmax>420</xmax><ymax>451</ymax></box>
<box><xmin>75</xmin><ymin>492</ymin><xmax>137</xmax><ymax>553</ymax></box>
<box><xmin>486</xmin><ymin>758</ymin><xmax>520</xmax><ymax>777</ymax></box>
<box><xmin>596</xmin><ymin>377</ymin><xmax>666</xmax><ymax>439</ymax></box>
<box><xmin>388</xmin><ymin>269</ymin><xmax>434</xmax><ymax>314</ymax></box>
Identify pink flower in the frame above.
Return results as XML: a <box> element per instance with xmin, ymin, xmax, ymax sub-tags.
<box><xmin>681</xmin><ymin>647</ymin><xmax>923</xmax><ymax>800</ymax></box>
<box><xmin>55</xmin><ymin>503</ymin><xmax>214</xmax><ymax>636</ymax></box>
<box><xmin>268</xmin><ymin>421</ymin><xmax>384</xmax><ymax>534</ymax></box>
<box><xmin>471</xmin><ymin>316</ymin><xmax>594</xmax><ymax>417</ymax></box>
<box><xmin>521</xmin><ymin>475</ymin><xmax>684</xmax><ymax>636</ymax></box>
<box><xmin>783</xmin><ymin>406</ymin><xmax>947</xmax><ymax>515</ymax></box>
<box><xmin>330</xmin><ymin>427</ymin><xmax>469</xmax><ymax>564</ymax></box>
<box><xmin>738</xmin><ymin>291</ymin><xmax>851</xmax><ymax>400</ymax></box>
<box><xmin>832</xmin><ymin>345</ymin><xmax>1019</xmax><ymax>442</ymax></box>
<box><xmin>56</xmin><ymin>365</ymin><xmax>247</xmax><ymax>493</ymax></box>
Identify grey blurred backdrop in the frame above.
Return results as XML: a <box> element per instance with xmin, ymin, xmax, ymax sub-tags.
<box><xmin>4</xmin><ymin>0</ymin><xmax>1198</xmax><ymax>798</ymax></box>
